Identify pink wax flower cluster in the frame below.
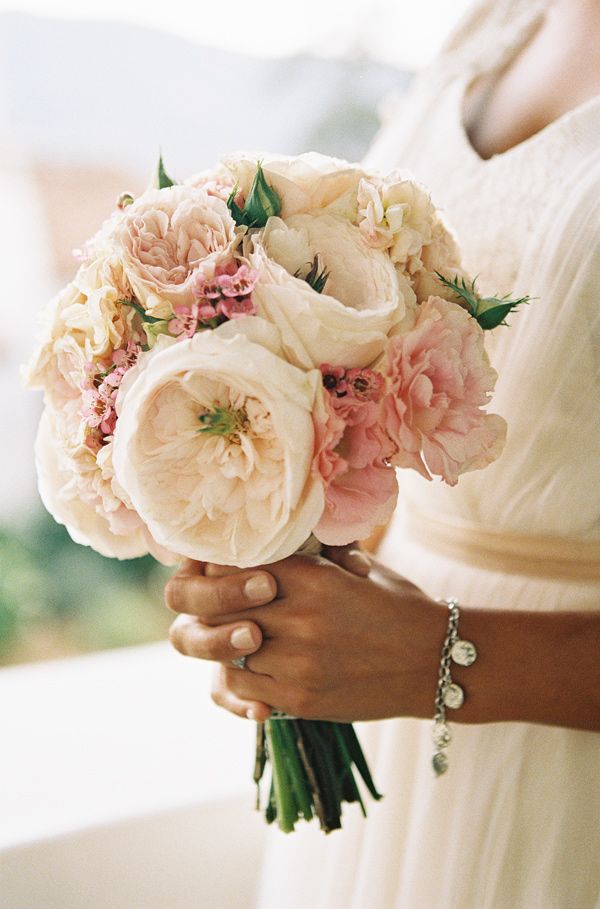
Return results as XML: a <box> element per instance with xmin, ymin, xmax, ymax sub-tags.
<box><xmin>81</xmin><ymin>341</ymin><xmax>142</xmax><ymax>450</ymax></box>
<box><xmin>168</xmin><ymin>261</ymin><xmax>259</xmax><ymax>338</ymax></box>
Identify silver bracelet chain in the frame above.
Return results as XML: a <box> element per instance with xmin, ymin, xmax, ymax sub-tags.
<box><xmin>432</xmin><ymin>597</ymin><xmax>477</xmax><ymax>776</ymax></box>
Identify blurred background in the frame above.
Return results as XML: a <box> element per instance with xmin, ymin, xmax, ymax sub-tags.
<box><xmin>2</xmin><ymin>0</ymin><xmax>471</xmax><ymax>667</ymax></box>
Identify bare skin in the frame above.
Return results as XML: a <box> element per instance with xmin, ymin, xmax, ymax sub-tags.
<box><xmin>166</xmin><ymin>1</ymin><xmax>600</xmax><ymax>732</ymax></box>
<box><xmin>463</xmin><ymin>0</ymin><xmax>600</xmax><ymax>159</ymax></box>
<box><xmin>166</xmin><ymin>551</ymin><xmax>600</xmax><ymax>731</ymax></box>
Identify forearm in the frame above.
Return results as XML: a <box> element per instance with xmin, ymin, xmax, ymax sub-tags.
<box><xmin>452</xmin><ymin>606</ymin><xmax>600</xmax><ymax>731</ymax></box>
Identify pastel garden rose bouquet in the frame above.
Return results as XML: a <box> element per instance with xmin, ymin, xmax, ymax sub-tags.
<box><xmin>26</xmin><ymin>151</ymin><xmax>527</xmax><ymax>833</ymax></box>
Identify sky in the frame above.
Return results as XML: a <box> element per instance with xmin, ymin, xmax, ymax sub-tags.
<box><xmin>1</xmin><ymin>0</ymin><xmax>472</xmax><ymax>69</ymax></box>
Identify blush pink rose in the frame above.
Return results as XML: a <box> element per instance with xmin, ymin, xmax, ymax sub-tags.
<box><xmin>383</xmin><ymin>295</ymin><xmax>507</xmax><ymax>486</ymax></box>
<box><xmin>114</xmin><ymin>186</ymin><xmax>237</xmax><ymax>317</ymax></box>
<box><xmin>312</xmin><ymin>394</ymin><xmax>398</xmax><ymax>545</ymax></box>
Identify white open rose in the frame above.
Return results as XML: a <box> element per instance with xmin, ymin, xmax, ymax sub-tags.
<box><xmin>112</xmin><ymin>325</ymin><xmax>325</xmax><ymax>567</ymax></box>
<box><xmin>248</xmin><ymin>214</ymin><xmax>407</xmax><ymax>369</ymax></box>
<box><xmin>113</xmin><ymin>185</ymin><xmax>238</xmax><ymax>318</ymax></box>
<box><xmin>35</xmin><ymin>407</ymin><xmax>177</xmax><ymax>563</ymax></box>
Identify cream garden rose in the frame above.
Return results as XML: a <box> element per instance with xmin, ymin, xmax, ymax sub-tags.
<box><xmin>249</xmin><ymin>214</ymin><xmax>408</xmax><ymax>369</ymax></box>
<box><xmin>114</xmin><ymin>185</ymin><xmax>238</xmax><ymax>318</ymax></box>
<box><xmin>35</xmin><ymin>405</ymin><xmax>176</xmax><ymax>562</ymax></box>
<box><xmin>112</xmin><ymin>322</ymin><xmax>326</xmax><ymax>567</ymax></box>
<box><xmin>25</xmin><ymin>256</ymin><xmax>141</xmax><ymax>410</ymax></box>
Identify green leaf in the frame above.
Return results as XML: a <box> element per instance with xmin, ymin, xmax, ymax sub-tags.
<box><xmin>295</xmin><ymin>255</ymin><xmax>330</xmax><ymax>294</ymax></box>
<box><xmin>226</xmin><ymin>184</ymin><xmax>246</xmax><ymax>225</ymax></box>
<box><xmin>435</xmin><ymin>272</ymin><xmax>532</xmax><ymax>331</ymax></box>
<box><xmin>434</xmin><ymin>272</ymin><xmax>479</xmax><ymax>318</ymax></box>
<box><xmin>156</xmin><ymin>152</ymin><xmax>175</xmax><ymax>189</ymax></box>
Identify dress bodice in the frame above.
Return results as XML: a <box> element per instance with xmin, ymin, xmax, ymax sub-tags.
<box><xmin>363</xmin><ymin>0</ymin><xmax>600</xmax><ymax>540</ymax></box>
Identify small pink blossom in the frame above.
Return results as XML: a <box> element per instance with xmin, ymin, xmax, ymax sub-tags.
<box><xmin>112</xmin><ymin>341</ymin><xmax>142</xmax><ymax>372</ymax></box>
<box><xmin>193</xmin><ymin>272</ymin><xmax>223</xmax><ymax>300</ymax></box>
<box><xmin>81</xmin><ymin>343</ymin><xmax>143</xmax><ymax>443</ymax></box>
<box><xmin>82</xmin><ymin>386</ymin><xmax>116</xmax><ymax>434</ymax></box>
<box><xmin>215</xmin><ymin>297</ymin><xmax>257</xmax><ymax>320</ymax></box>
<box><xmin>217</xmin><ymin>264</ymin><xmax>259</xmax><ymax>298</ymax></box>
<box><xmin>169</xmin><ymin>304</ymin><xmax>201</xmax><ymax>338</ymax></box>
<box><xmin>383</xmin><ymin>295</ymin><xmax>506</xmax><ymax>485</ymax></box>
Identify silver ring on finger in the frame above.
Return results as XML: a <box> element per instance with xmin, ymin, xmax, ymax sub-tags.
<box><xmin>231</xmin><ymin>655</ymin><xmax>248</xmax><ymax>670</ymax></box>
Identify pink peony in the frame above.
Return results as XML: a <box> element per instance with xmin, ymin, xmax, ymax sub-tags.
<box><xmin>312</xmin><ymin>392</ymin><xmax>398</xmax><ymax>545</ymax></box>
<box><xmin>383</xmin><ymin>295</ymin><xmax>506</xmax><ymax>486</ymax></box>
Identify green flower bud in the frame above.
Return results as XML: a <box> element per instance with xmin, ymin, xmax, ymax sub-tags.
<box><xmin>242</xmin><ymin>162</ymin><xmax>282</xmax><ymax>228</ymax></box>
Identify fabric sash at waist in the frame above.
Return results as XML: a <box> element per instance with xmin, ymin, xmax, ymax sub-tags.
<box><xmin>404</xmin><ymin>507</ymin><xmax>600</xmax><ymax>581</ymax></box>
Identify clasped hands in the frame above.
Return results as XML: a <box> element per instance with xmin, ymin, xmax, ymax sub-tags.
<box><xmin>166</xmin><ymin>547</ymin><xmax>445</xmax><ymax>724</ymax></box>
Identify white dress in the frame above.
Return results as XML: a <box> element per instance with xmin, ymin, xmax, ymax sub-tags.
<box><xmin>255</xmin><ymin>2</ymin><xmax>600</xmax><ymax>907</ymax></box>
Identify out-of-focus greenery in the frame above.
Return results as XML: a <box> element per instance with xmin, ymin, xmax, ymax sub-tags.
<box><xmin>0</xmin><ymin>509</ymin><xmax>173</xmax><ymax>665</ymax></box>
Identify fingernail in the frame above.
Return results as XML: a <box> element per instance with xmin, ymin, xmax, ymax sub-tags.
<box><xmin>246</xmin><ymin>707</ymin><xmax>257</xmax><ymax>720</ymax></box>
<box><xmin>244</xmin><ymin>574</ymin><xmax>273</xmax><ymax>601</ymax></box>
<box><xmin>230</xmin><ymin>626</ymin><xmax>255</xmax><ymax>650</ymax></box>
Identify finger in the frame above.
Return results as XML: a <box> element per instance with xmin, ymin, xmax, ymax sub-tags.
<box><xmin>322</xmin><ymin>543</ymin><xmax>371</xmax><ymax>577</ymax></box>
<box><xmin>178</xmin><ymin>559</ymin><xmax>206</xmax><ymax>576</ymax></box>
<box><xmin>211</xmin><ymin>667</ymin><xmax>272</xmax><ymax>721</ymax></box>
<box><xmin>223</xmin><ymin>664</ymin><xmax>281</xmax><ymax>707</ymax></box>
<box><xmin>165</xmin><ymin>568</ymin><xmax>277</xmax><ymax>619</ymax></box>
<box><xmin>169</xmin><ymin>614</ymin><xmax>263</xmax><ymax>662</ymax></box>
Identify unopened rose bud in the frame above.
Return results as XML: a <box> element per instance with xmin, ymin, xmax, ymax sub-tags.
<box><xmin>116</xmin><ymin>192</ymin><xmax>135</xmax><ymax>210</ymax></box>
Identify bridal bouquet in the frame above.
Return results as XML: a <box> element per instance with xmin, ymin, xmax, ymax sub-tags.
<box><xmin>26</xmin><ymin>151</ymin><xmax>527</xmax><ymax>833</ymax></box>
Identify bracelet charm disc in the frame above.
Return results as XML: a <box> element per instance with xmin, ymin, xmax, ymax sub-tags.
<box><xmin>451</xmin><ymin>639</ymin><xmax>477</xmax><ymax>667</ymax></box>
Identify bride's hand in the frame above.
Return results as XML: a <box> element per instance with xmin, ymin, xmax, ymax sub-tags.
<box><xmin>166</xmin><ymin>549</ymin><xmax>446</xmax><ymax>723</ymax></box>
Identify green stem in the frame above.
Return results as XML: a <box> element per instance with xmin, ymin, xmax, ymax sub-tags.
<box><xmin>299</xmin><ymin>721</ymin><xmax>342</xmax><ymax>832</ymax></box>
<box><xmin>266</xmin><ymin>719</ymin><xmax>299</xmax><ymax>834</ymax></box>
<box><xmin>340</xmin><ymin>723</ymin><xmax>383</xmax><ymax>801</ymax></box>
<box><xmin>277</xmin><ymin>720</ymin><xmax>313</xmax><ymax>822</ymax></box>
<box><xmin>332</xmin><ymin>724</ymin><xmax>367</xmax><ymax>818</ymax></box>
